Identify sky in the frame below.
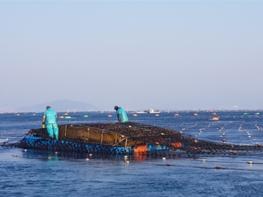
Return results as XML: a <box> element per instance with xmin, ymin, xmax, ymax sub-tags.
<box><xmin>0</xmin><ymin>0</ymin><xmax>263</xmax><ymax>111</ymax></box>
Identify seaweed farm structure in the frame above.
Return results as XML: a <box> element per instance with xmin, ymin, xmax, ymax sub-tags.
<box><xmin>15</xmin><ymin>122</ymin><xmax>263</xmax><ymax>156</ymax></box>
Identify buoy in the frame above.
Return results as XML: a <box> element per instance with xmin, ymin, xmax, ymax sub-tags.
<box><xmin>162</xmin><ymin>157</ymin><xmax>166</xmax><ymax>160</ymax></box>
<box><xmin>23</xmin><ymin>149</ymin><xmax>27</xmax><ymax>152</ymax></box>
<box><xmin>85</xmin><ymin>158</ymin><xmax>90</xmax><ymax>161</ymax></box>
<box><xmin>89</xmin><ymin>153</ymin><xmax>93</xmax><ymax>157</ymax></box>
<box><xmin>247</xmin><ymin>161</ymin><xmax>253</xmax><ymax>165</ymax></box>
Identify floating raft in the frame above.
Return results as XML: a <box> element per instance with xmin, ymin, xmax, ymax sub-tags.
<box><xmin>18</xmin><ymin>122</ymin><xmax>263</xmax><ymax>155</ymax></box>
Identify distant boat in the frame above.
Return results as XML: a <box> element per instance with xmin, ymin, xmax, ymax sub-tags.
<box><xmin>136</xmin><ymin>111</ymin><xmax>147</xmax><ymax>114</ymax></box>
<box><xmin>211</xmin><ymin>114</ymin><xmax>220</xmax><ymax>121</ymax></box>
<box><xmin>174</xmin><ymin>113</ymin><xmax>180</xmax><ymax>117</ymax></box>
<box><xmin>145</xmin><ymin>108</ymin><xmax>160</xmax><ymax>114</ymax></box>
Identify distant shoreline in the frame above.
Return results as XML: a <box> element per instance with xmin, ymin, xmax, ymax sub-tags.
<box><xmin>1</xmin><ymin>109</ymin><xmax>263</xmax><ymax>114</ymax></box>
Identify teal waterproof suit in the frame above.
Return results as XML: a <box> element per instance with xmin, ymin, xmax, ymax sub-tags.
<box><xmin>116</xmin><ymin>107</ymin><xmax>129</xmax><ymax>123</ymax></box>
<box><xmin>43</xmin><ymin>108</ymin><xmax>59</xmax><ymax>140</ymax></box>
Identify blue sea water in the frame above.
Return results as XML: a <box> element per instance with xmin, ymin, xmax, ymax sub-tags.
<box><xmin>1</xmin><ymin>111</ymin><xmax>263</xmax><ymax>197</ymax></box>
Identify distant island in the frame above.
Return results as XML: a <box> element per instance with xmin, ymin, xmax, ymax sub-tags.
<box><xmin>16</xmin><ymin>100</ymin><xmax>98</xmax><ymax>112</ymax></box>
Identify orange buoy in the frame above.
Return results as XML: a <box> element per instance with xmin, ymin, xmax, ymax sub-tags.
<box><xmin>134</xmin><ymin>144</ymin><xmax>148</xmax><ymax>154</ymax></box>
<box><xmin>171</xmin><ymin>142</ymin><xmax>182</xmax><ymax>149</ymax></box>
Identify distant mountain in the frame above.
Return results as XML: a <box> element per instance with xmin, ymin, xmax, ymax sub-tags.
<box><xmin>17</xmin><ymin>100</ymin><xmax>98</xmax><ymax>112</ymax></box>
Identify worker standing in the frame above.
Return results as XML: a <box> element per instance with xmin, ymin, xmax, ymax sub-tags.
<box><xmin>42</xmin><ymin>106</ymin><xmax>59</xmax><ymax>140</ymax></box>
<box><xmin>114</xmin><ymin>106</ymin><xmax>129</xmax><ymax>123</ymax></box>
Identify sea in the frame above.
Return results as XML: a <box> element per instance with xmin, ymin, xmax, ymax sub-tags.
<box><xmin>1</xmin><ymin>111</ymin><xmax>263</xmax><ymax>197</ymax></box>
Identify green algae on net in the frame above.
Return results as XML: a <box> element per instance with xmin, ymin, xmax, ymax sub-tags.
<box><xmin>17</xmin><ymin>122</ymin><xmax>263</xmax><ymax>155</ymax></box>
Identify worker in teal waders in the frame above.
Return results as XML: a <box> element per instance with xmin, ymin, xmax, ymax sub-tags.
<box><xmin>114</xmin><ymin>106</ymin><xmax>129</xmax><ymax>123</ymax></box>
<box><xmin>42</xmin><ymin>106</ymin><xmax>59</xmax><ymax>140</ymax></box>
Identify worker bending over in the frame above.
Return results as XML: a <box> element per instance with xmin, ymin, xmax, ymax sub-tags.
<box><xmin>114</xmin><ymin>106</ymin><xmax>129</xmax><ymax>123</ymax></box>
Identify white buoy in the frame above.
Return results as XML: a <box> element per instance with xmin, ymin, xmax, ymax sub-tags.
<box><xmin>89</xmin><ymin>153</ymin><xmax>93</xmax><ymax>157</ymax></box>
<box><xmin>85</xmin><ymin>158</ymin><xmax>90</xmax><ymax>161</ymax></box>
<box><xmin>162</xmin><ymin>157</ymin><xmax>166</xmax><ymax>160</ymax></box>
<box><xmin>247</xmin><ymin>161</ymin><xmax>254</xmax><ymax>165</ymax></box>
<box><xmin>23</xmin><ymin>149</ymin><xmax>27</xmax><ymax>152</ymax></box>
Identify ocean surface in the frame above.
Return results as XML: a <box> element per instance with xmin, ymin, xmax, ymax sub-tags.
<box><xmin>1</xmin><ymin>111</ymin><xmax>263</xmax><ymax>197</ymax></box>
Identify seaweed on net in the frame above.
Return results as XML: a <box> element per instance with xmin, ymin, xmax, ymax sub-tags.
<box><xmin>25</xmin><ymin>122</ymin><xmax>263</xmax><ymax>154</ymax></box>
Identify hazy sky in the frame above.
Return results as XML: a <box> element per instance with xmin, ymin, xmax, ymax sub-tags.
<box><xmin>0</xmin><ymin>0</ymin><xmax>263</xmax><ymax>111</ymax></box>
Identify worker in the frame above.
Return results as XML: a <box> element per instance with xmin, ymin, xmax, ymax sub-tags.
<box><xmin>42</xmin><ymin>106</ymin><xmax>59</xmax><ymax>140</ymax></box>
<box><xmin>114</xmin><ymin>106</ymin><xmax>129</xmax><ymax>123</ymax></box>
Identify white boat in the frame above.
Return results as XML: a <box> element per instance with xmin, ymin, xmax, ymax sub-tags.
<box><xmin>136</xmin><ymin>111</ymin><xmax>147</xmax><ymax>114</ymax></box>
<box><xmin>146</xmin><ymin>108</ymin><xmax>161</xmax><ymax>114</ymax></box>
<box><xmin>211</xmin><ymin>115</ymin><xmax>220</xmax><ymax>121</ymax></box>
